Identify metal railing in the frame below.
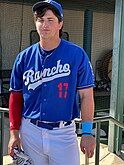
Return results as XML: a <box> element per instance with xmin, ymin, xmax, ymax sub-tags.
<box><xmin>0</xmin><ymin>107</ymin><xmax>124</xmax><ymax>165</ymax></box>
<box><xmin>93</xmin><ymin>116</ymin><xmax>124</xmax><ymax>165</ymax></box>
<box><xmin>0</xmin><ymin>107</ymin><xmax>8</xmax><ymax>165</ymax></box>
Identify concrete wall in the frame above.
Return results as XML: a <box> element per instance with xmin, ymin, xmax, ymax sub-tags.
<box><xmin>92</xmin><ymin>12</ymin><xmax>114</xmax><ymax>74</ymax></box>
<box><xmin>0</xmin><ymin>3</ymin><xmax>35</xmax><ymax>69</ymax></box>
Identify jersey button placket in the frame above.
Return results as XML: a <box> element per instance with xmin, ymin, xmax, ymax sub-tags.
<box><xmin>42</xmin><ymin>97</ymin><xmax>47</xmax><ymax>117</ymax></box>
<box><xmin>42</xmin><ymin>112</ymin><xmax>46</xmax><ymax>116</ymax></box>
<box><xmin>41</xmin><ymin>57</ymin><xmax>48</xmax><ymax>119</ymax></box>
<box><xmin>44</xmin><ymin>84</ymin><xmax>47</xmax><ymax>87</ymax></box>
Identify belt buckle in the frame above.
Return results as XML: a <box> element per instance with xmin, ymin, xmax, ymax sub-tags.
<box><xmin>36</xmin><ymin>120</ymin><xmax>40</xmax><ymax>126</ymax></box>
<box><xmin>59</xmin><ymin>121</ymin><xmax>72</xmax><ymax>128</ymax></box>
<box><xmin>59</xmin><ymin>121</ymin><xmax>65</xmax><ymax>128</ymax></box>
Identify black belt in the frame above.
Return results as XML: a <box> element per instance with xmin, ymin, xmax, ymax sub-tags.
<box><xmin>30</xmin><ymin>119</ymin><xmax>72</xmax><ymax>130</ymax></box>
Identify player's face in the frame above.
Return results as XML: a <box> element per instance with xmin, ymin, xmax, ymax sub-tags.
<box><xmin>35</xmin><ymin>10</ymin><xmax>63</xmax><ymax>40</ymax></box>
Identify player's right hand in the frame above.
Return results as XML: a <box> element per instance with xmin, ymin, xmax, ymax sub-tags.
<box><xmin>8</xmin><ymin>130</ymin><xmax>21</xmax><ymax>157</ymax></box>
<box><xmin>80</xmin><ymin>135</ymin><xmax>96</xmax><ymax>158</ymax></box>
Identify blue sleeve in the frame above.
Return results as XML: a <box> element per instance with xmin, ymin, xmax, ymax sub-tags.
<box><xmin>9</xmin><ymin>53</ymin><xmax>24</xmax><ymax>92</ymax></box>
<box><xmin>77</xmin><ymin>49</ymin><xmax>95</xmax><ymax>90</ymax></box>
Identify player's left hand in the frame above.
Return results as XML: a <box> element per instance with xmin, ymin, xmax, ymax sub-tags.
<box><xmin>80</xmin><ymin>135</ymin><xmax>96</xmax><ymax>158</ymax></box>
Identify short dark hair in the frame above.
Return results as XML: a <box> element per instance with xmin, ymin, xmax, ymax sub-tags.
<box><xmin>34</xmin><ymin>5</ymin><xmax>63</xmax><ymax>23</ymax></box>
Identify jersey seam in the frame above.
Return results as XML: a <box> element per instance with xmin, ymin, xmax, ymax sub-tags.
<box><xmin>77</xmin><ymin>84</ymin><xmax>94</xmax><ymax>89</ymax></box>
<box><xmin>9</xmin><ymin>88</ymin><xmax>23</xmax><ymax>92</ymax></box>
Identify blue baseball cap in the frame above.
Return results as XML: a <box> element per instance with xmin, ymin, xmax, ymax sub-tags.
<box><xmin>32</xmin><ymin>0</ymin><xmax>63</xmax><ymax>18</ymax></box>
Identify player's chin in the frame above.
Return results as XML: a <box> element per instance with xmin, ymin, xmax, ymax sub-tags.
<box><xmin>41</xmin><ymin>35</ymin><xmax>51</xmax><ymax>40</ymax></box>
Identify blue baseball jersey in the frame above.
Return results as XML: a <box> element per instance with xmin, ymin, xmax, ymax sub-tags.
<box><xmin>10</xmin><ymin>39</ymin><xmax>94</xmax><ymax>122</ymax></box>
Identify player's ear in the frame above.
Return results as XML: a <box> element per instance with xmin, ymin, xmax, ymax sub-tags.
<box><xmin>59</xmin><ymin>21</ymin><xmax>63</xmax><ymax>30</ymax></box>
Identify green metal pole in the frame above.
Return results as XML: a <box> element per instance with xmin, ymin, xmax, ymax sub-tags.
<box><xmin>0</xmin><ymin>112</ymin><xmax>4</xmax><ymax>165</ymax></box>
<box><xmin>83</xmin><ymin>10</ymin><xmax>93</xmax><ymax>60</ymax></box>
<box><xmin>95</xmin><ymin>122</ymin><xmax>101</xmax><ymax>165</ymax></box>
<box><xmin>108</xmin><ymin>0</ymin><xmax>124</xmax><ymax>153</ymax></box>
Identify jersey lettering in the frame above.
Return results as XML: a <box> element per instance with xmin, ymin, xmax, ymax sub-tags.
<box><xmin>23</xmin><ymin>60</ymin><xmax>71</xmax><ymax>90</ymax></box>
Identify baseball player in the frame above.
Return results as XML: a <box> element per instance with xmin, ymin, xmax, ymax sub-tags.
<box><xmin>8</xmin><ymin>0</ymin><xmax>96</xmax><ymax>165</ymax></box>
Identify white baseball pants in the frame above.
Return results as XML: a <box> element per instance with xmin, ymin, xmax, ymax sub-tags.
<box><xmin>20</xmin><ymin>118</ymin><xmax>80</xmax><ymax>165</ymax></box>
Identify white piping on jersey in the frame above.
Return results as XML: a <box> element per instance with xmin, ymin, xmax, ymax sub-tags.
<box><xmin>9</xmin><ymin>88</ymin><xmax>23</xmax><ymax>92</ymax></box>
<box><xmin>28</xmin><ymin>72</ymin><xmax>70</xmax><ymax>90</ymax></box>
<box><xmin>23</xmin><ymin>60</ymin><xmax>71</xmax><ymax>90</ymax></box>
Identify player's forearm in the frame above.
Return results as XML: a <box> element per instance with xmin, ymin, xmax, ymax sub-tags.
<box><xmin>80</xmin><ymin>97</ymin><xmax>94</xmax><ymax>121</ymax></box>
<box><xmin>9</xmin><ymin>92</ymin><xmax>23</xmax><ymax>130</ymax></box>
<box><xmin>79</xmin><ymin>87</ymin><xmax>94</xmax><ymax>135</ymax></box>
<box><xmin>79</xmin><ymin>88</ymin><xmax>94</xmax><ymax>121</ymax></box>
<box><xmin>10</xmin><ymin>130</ymin><xmax>20</xmax><ymax>138</ymax></box>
